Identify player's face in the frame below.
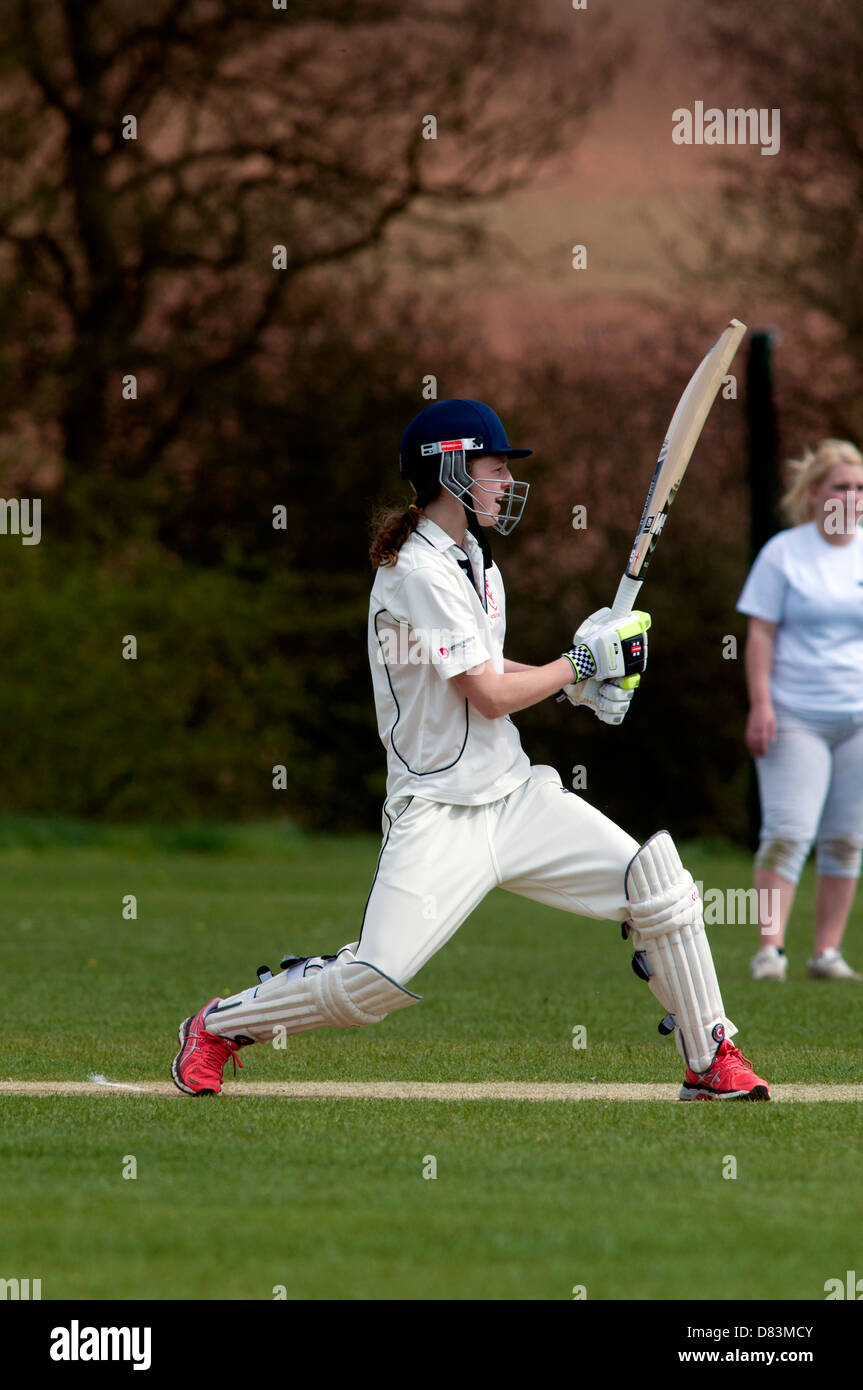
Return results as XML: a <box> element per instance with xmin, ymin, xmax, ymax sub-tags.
<box><xmin>468</xmin><ymin>454</ymin><xmax>513</xmax><ymax>526</ymax></box>
<box><xmin>809</xmin><ymin>462</ymin><xmax>863</xmax><ymax>534</ymax></box>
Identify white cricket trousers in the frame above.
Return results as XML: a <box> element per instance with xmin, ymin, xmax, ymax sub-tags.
<box><xmin>356</xmin><ymin>765</ymin><xmax>640</xmax><ymax>986</ymax></box>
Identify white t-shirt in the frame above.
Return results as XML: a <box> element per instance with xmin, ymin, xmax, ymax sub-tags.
<box><xmin>736</xmin><ymin>521</ymin><xmax>863</xmax><ymax>714</ymax></box>
<box><xmin>368</xmin><ymin>516</ymin><xmax>531</xmax><ymax>805</ymax></box>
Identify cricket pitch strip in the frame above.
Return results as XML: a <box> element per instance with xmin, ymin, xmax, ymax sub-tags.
<box><xmin>0</xmin><ymin>1081</ymin><xmax>860</xmax><ymax>1101</ymax></box>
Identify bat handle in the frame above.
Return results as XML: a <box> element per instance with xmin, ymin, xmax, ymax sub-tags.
<box><xmin>610</xmin><ymin>573</ymin><xmax>643</xmax><ymax>618</ymax></box>
<box><xmin>555</xmin><ymin>573</ymin><xmax>644</xmax><ymax>705</ymax></box>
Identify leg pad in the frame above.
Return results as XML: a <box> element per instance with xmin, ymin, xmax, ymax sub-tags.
<box><xmin>205</xmin><ymin>947</ymin><xmax>421</xmax><ymax>1045</ymax></box>
<box><xmin>625</xmin><ymin>831</ymin><xmax>736</xmax><ymax>1072</ymax></box>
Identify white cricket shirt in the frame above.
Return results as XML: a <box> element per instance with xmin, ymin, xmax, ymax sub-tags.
<box><xmin>736</xmin><ymin>521</ymin><xmax>863</xmax><ymax>714</ymax></box>
<box><xmin>368</xmin><ymin>516</ymin><xmax>531</xmax><ymax>805</ymax></box>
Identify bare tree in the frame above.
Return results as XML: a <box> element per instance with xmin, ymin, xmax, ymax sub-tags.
<box><xmin>0</xmin><ymin>0</ymin><xmax>628</xmax><ymax>493</ymax></box>
<box><xmin>679</xmin><ymin>3</ymin><xmax>863</xmax><ymax>437</ymax></box>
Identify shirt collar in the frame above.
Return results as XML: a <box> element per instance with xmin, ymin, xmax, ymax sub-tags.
<box><xmin>415</xmin><ymin>514</ymin><xmax>469</xmax><ymax>554</ymax></box>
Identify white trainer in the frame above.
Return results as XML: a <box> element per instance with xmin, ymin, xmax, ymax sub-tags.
<box><xmin>750</xmin><ymin>946</ymin><xmax>787</xmax><ymax>981</ymax></box>
<box><xmin>806</xmin><ymin>948</ymin><xmax>862</xmax><ymax>981</ymax></box>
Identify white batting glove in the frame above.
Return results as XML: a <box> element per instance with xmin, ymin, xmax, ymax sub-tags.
<box><xmin>561</xmin><ymin>607</ymin><xmax>650</xmax><ymax>684</ymax></box>
<box><xmin>563</xmin><ymin>675</ymin><xmax>638</xmax><ymax>725</ymax></box>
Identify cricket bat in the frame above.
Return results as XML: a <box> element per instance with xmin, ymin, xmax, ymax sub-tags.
<box><xmin>558</xmin><ymin>318</ymin><xmax>747</xmax><ymax>704</ymax></box>
<box><xmin>605</xmin><ymin>318</ymin><xmax>747</xmax><ymax>698</ymax></box>
<box><xmin>611</xmin><ymin>318</ymin><xmax>748</xmax><ymax>623</ymax></box>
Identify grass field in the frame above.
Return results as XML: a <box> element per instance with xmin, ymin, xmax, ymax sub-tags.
<box><xmin>1</xmin><ymin>821</ymin><xmax>861</xmax><ymax>1300</ymax></box>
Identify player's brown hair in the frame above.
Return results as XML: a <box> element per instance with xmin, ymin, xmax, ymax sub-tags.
<box><xmin>781</xmin><ymin>439</ymin><xmax>863</xmax><ymax>525</ymax></box>
<box><xmin>369</xmin><ymin>481</ymin><xmax>441</xmax><ymax>567</ymax></box>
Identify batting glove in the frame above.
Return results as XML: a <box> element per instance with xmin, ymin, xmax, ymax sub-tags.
<box><xmin>561</xmin><ymin>607</ymin><xmax>650</xmax><ymax>684</ymax></box>
<box><xmin>563</xmin><ymin>674</ymin><xmax>638</xmax><ymax>725</ymax></box>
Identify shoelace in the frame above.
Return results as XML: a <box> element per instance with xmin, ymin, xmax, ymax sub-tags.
<box><xmin>199</xmin><ymin>1031</ymin><xmax>243</xmax><ymax>1080</ymax></box>
<box><xmin>723</xmin><ymin>1044</ymin><xmax>753</xmax><ymax>1072</ymax></box>
<box><xmin>694</xmin><ymin>1043</ymin><xmax>752</xmax><ymax>1082</ymax></box>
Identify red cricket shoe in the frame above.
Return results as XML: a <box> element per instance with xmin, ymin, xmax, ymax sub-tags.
<box><xmin>171</xmin><ymin>998</ymin><xmax>245</xmax><ymax>1096</ymax></box>
<box><xmin>679</xmin><ymin>1040</ymin><xmax>770</xmax><ymax>1102</ymax></box>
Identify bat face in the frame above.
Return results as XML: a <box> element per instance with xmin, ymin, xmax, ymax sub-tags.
<box><xmin>625</xmin><ymin>319</ymin><xmax>747</xmax><ymax>581</ymax></box>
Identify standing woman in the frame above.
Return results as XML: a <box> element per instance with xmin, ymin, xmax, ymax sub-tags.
<box><xmin>739</xmin><ymin>439</ymin><xmax>863</xmax><ymax>980</ymax></box>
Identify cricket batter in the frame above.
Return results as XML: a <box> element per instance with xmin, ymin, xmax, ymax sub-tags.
<box><xmin>172</xmin><ymin>399</ymin><xmax>770</xmax><ymax>1100</ymax></box>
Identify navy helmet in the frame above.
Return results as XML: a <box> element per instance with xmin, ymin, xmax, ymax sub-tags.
<box><xmin>399</xmin><ymin>398</ymin><xmax>532</xmax><ymax>536</ymax></box>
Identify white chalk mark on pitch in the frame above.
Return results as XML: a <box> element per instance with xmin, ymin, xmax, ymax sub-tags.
<box><xmin>0</xmin><ymin>1081</ymin><xmax>860</xmax><ymax>1102</ymax></box>
<box><xmin>88</xmin><ymin>1073</ymin><xmax>147</xmax><ymax>1092</ymax></box>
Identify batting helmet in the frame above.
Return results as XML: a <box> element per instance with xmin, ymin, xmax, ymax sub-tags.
<box><xmin>399</xmin><ymin>399</ymin><xmax>533</xmax><ymax>536</ymax></box>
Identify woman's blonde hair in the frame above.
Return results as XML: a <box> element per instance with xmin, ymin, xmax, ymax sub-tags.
<box><xmin>780</xmin><ymin>438</ymin><xmax>863</xmax><ymax>526</ymax></box>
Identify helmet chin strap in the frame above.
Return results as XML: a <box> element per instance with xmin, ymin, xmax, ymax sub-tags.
<box><xmin>464</xmin><ymin>500</ymin><xmax>492</xmax><ymax>567</ymax></box>
<box><xmin>434</xmin><ymin>444</ymin><xmax>492</xmax><ymax>564</ymax></box>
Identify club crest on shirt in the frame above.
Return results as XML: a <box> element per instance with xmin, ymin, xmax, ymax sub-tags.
<box><xmin>485</xmin><ymin>575</ymin><xmax>500</xmax><ymax>619</ymax></box>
